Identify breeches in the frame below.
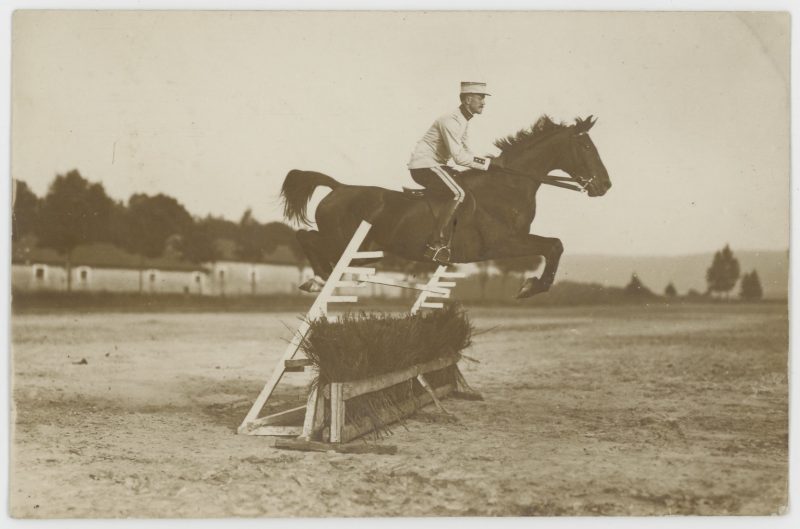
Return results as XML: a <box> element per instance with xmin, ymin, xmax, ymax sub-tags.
<box><xmin>409</xmin><ymin>166</ymin><xmax>466</xmax><ymax>203</ymax></box>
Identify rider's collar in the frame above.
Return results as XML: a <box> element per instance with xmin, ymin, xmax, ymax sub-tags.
<box><xmin>459</xmin><ymin>104</ymin><xmax>473</xmax><ymax>121</ymax></box>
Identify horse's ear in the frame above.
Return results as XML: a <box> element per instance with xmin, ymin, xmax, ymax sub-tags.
<box><xmin>574</xmin><ymin>115</ymin><xmax>596</xmax><ymax>133</ymax></box>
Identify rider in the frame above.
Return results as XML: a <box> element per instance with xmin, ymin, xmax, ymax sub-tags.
<box><xmin>407</xmin><ymin>81</ymin><xmax>500</xmax><ymax>264</ymax></box>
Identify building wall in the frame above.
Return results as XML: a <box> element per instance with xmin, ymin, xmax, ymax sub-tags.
<box><xmin>206</xmin><ymin>262</ymin><xmax>412</xmax><ymax>299</ymax></box>
<box><xmin>11</xmin><ymin>264</ymin><xmax>202</xmax><ymax>294</ymax></box>
<box><xmin>12</xmin><ymin>263</ymin><xmax>67</xmax><ymax>291</ymax></box>
<box><xmin>207</xmin><ymin>262</ymin><xmax>306</xmax><ymax>296</ymax></box>
<box><xmin>12</xmin><ymin>262</ymin><xmax>425</xmax><ymax>299</ymax></box>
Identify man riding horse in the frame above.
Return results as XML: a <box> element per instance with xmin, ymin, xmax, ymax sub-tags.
<box><xmin>408</xmin><ymin>81</ymin><xmax>502</xmax><ymax>264</ymax></box>
<box><xmin>282</xmin><ymin>99</ymin><xmax>611</xmax><ymax>298</ymax></box>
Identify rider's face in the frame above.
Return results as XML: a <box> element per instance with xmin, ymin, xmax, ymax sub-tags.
<box><xmin>465</xmin><ymin>94</ymin><xmax>486</xmax><ymax>114</ymax></box>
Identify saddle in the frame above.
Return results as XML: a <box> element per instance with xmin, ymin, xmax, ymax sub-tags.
<box><xmin>401</xmin><ymin>186</ymin><xmax>461</xmax><ymax>202</ymax></box>
<box><xmin>401</xmin><ymin>184</ymin><xmax>477</xmax><ymax>230</ymax></box>
<box><xmin>402</xmin><ymin>186</ymin><xmax>427</xmax><ymax>199</ymax></box>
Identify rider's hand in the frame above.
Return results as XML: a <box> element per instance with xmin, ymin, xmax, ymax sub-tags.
<box><xmin>490</xmin><ymin>157</ymin><xmax>505</xmax><ymax>171</ymax></box>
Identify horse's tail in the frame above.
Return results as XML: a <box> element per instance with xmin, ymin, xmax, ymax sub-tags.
<box><xmin>280</xmin><ymin>170</ymin><xmax>342</xmax><ymax>226</ymax></box>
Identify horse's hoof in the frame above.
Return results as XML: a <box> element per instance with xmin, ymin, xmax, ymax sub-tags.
<box><xmin>299</xmin><ymin>278</ymin><xmax>325</xmax><ymax>293</ymax></box>
<box><xmin>516</xmin><ymin>277</ymin><xmax>547</xmax><ymax>299</ymax></box>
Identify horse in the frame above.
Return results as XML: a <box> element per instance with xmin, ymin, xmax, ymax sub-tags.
<box><xmin>280</xmin><ymin>115</ymin><xmax>611</xmax><ymax>299</ymax></box>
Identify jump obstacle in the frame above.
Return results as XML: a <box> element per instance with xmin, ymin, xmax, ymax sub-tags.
<box><xmin>238</xmin><ymin>220</ymin><xmax>476</xmax><ymax>445</ymax></box>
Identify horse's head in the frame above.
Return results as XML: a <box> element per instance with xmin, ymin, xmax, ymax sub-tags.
<box><xmin>560</xmin><ymin>116</ymin><xmax>611</xmax><ymax>197</ymax></box>
<box><xmin>496</xmin><ymin>115</ymin><xmax>611</xmax><ymax>197</ymax></box>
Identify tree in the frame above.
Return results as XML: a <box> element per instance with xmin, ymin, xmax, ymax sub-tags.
<box><xmin>262</xmin><ymin>222</ymin><xmax>300</xmax><ymax>252</ymax></box>
<box><xmin>625</xmin><ymin>272</ymin><xmax>654</xmax><ymax>297</ymax></box>
<box><xmin>181</xmin><ymin>215</ymin><xmax>239</xmax><ymax>289</ymax></box>
<box><xmin>124</xmin><ymin>193</ymin><xmax>194</xmax><ymax>292</ymax></box>
<box><xmin>262</xmin><ymin>221</ymin><xmax>305</xmax><ymax>277</ymax></box>
<box><xmin>686</xmin><ymin>288</ymin><xmax>704</xmax><ymax>300</ymax></box>
<box><xmin>177</xmin><ymin>221</ymin><xmax>218</xmax><ymax>264</ymax></box>
<box><xmin>37</xmin><ymin>170</ymin><xmax>115</xmax><ymax>291</ymax></box>
<box><xmin>105</xmin><ymin>200</ymin><xmax>133</xmax><ymax>249</ymax></box>
<box><xmin>11</xmin><ymin>179</ymin><xmax>40</xmax><ymax>242</ymax></box>
<box><xmin>197</xmin><ymin>214</ymin><xmax>239</xmax><ymax>246</ymax></box>
<box><xmin>739</xmin><ymin>270</ymin><xmax>763</xmax><ymax>301</ymax></box>
<box><xmin>494</xmin><ymin>256</ymin><xmax>543</xmax><ymax>295</ymax></box>
<box><xmin>237</xmin><ymin>209</ymin><xmax>264</xmax><ymax>262</ymax></box>
<box><xmin>706</xmin><ymin>244</ymin><xmax>740</xmax><ymax>299</ymax></box>
<box><xmin>236</xmin><ymin>209</ymin><xmax>267</xmax><ymax>294</ymax></box>
<box><xmin>664</xmin><ymin>282</ymin><xmax>677</xmax><ymax>298</ymax></box>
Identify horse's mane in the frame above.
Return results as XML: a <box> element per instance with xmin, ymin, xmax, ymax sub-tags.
<box><xmin>493</xmin><ymin>115</ymin><xmax>569</xmax><ymax>153</ymax></box>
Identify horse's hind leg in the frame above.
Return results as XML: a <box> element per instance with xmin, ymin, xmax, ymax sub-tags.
<box><xmin>296</xmin><ymin>229</ymin><xmax>333</xmax><ymax>292</ymax></box>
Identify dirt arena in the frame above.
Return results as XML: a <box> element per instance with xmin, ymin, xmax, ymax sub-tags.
<box><xmin>10</xmin><ymin>303</ymin><xmax>788</xmax><ymax>517</ymax></box>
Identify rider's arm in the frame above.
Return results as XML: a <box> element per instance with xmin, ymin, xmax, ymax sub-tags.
<box><xmin>439</xmin><ymin>116</ymin><xmax>491</xmax><ymax>170</ymax></box>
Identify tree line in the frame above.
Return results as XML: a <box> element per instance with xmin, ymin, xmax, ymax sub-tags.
<box><xmin>13</xmin><ymin>170</ymin><xmax>547</xmax><ymax>294</ymax></box>
<box><xmin>12</xmin><ymin>170</ymin><xmax>766</xmax><ymax>301</ymax></box>
<box><xmin>631</xmin><ymin>244</ymin><xmax>763</xmax><ymax>301</ymax></box>
<box><xmin>12</xmin><ymin>170</ymin><xmax>303</xmax><ymax>291</ymax></box>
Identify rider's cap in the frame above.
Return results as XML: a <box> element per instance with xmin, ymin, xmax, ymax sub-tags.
<box><xmin>460</xmin><ymin>82</ymin><xmax>490</xmax><ymax>96</ymax></box>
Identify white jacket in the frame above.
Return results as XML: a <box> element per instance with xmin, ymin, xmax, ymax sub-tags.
<box><xmin>408</xmin><ymin>105</ymin><xmax>491</xmax><ymax>171</ymax></box>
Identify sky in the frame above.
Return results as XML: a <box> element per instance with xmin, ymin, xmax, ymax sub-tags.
<box><xmin>10</xmin><ymin>10</ymin><xmax>791</xmax><ymax>256</ymax></box>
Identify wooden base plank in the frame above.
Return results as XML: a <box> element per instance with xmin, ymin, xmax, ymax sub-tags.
<box><xmin>247</xmin><ymin>425</ymin><xmax>304</xmax><ymax>436</ymax></box>
<box><xmin>321</xmin><ymin>355</ymin><xmax>459</xmax><ymax>400</ymax></box>
<box><xmin>330</xmin><ymin>383</ymin><xmax>455</xmax><ymax>444</ymax></box>
<box><xmin>274</xmin><ymin>439</ymin><xmax>397</xmax><ymax>455</ymax></box>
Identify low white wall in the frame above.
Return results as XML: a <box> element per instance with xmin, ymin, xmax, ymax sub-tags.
<box><xmin>12</xmin><ymin>262</ymin><xmax>428</xmax><ymax>299</ymax></box>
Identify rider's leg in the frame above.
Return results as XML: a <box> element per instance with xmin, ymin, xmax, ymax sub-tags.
<box><xmin>409</xmin><ymin>166</ymin><xmax>465</xmax><ymax>263</ymax></box>
<box><xmin>428</xmin><ymin>166</ymin><xmax>464</xmax><ymax>245</ymax></box>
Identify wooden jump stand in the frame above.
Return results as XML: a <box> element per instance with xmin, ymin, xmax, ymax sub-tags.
<box><xmin>238</xmin><ymin>221</ymin><xmax>476</xmax><ymax>447</ymax></box>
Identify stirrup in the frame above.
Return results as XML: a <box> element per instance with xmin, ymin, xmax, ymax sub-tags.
<box><xmin>424</xmin><ymin>244</ymin><xmax>452</xmax><ymax>264</ymax></box>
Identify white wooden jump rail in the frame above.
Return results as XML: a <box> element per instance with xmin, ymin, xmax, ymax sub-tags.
<box><xmin>238</xmin><ymin>220</ymin><xmax>471</xmax><ymax>444</ymax></box>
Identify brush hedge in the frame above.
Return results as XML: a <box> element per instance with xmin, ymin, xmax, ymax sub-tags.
<box><xmin>300</xmin><ymin>303</ymin><xmax>473</xmax><ymax>440</ymax></box>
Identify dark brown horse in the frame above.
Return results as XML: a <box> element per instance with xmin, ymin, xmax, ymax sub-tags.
<box><xmin>281</xmin><ymin>115</ymin><xmax>611</xmax><ymax>298</ymax></box>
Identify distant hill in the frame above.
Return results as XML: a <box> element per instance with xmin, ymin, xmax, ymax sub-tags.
<box><xmin>554</xmin><ymin>249</ymin><xmax>788</xmax><ymax>299</ymax></box>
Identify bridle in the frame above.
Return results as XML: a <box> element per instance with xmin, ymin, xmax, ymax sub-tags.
<box><xmin>494</xmin><ymin>166</ymin><xmax>592</xmax><ymax>194</ymax></box>
<box><xmin>493</xmin><ymin>131</ymin><xmax>595</xmax><ymax>193</ymax></box>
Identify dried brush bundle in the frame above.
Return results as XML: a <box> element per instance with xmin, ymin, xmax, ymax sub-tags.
<box><xmin>301</xmin><ymin>303</ymin><xmax>473</xmax><ymax>440</ymax></box>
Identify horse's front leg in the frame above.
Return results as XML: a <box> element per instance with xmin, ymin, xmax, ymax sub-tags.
<box><xmin>489</xmin><ymin>234</ymin><xmax>563</xmax><ymax>298</ymax></box>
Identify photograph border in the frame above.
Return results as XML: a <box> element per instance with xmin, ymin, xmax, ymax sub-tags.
<box><xmin>1</xmin><ymin>1</ymin><xmax>796</xmax><ymax>528</ymax></box>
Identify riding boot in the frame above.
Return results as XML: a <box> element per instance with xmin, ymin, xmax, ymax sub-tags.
<box><xmin>424</xmin><ymin>199</ymin><xmax>461</xmax><ymax>264</ymax></box>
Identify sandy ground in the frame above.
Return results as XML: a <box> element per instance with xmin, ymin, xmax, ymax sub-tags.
<box><xmin>9</xmin><ymin>303</ymin><xmax>788</xmax><ymax>517</ymax></box>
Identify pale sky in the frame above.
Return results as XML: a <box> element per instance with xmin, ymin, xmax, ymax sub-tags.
<box><xmin>11</xmin><ymin>10</ymin><xmax>790</xmax><ymax>256</ymax></box>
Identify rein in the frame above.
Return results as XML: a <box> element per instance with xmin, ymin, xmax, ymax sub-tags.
<box><xmin>494</xmin><ymin>166</ymin><xmax>589</xmax><ymax>193</ymax></box>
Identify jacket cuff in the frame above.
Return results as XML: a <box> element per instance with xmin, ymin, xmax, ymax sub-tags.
<box><xmin>473</xmin><ymin>156</ymin><xmax>491</xmax><ymax>171</ymax></box>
